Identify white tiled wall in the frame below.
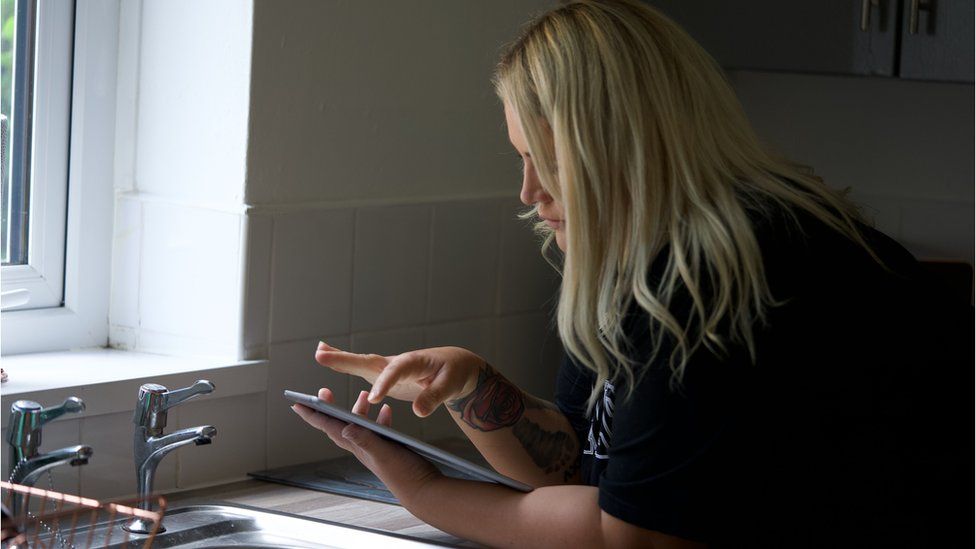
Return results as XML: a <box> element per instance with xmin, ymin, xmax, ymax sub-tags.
<box><xmin>428</xmin><ymin>201</ymin><xmax>502</xmax><ymax>323</ymax></box>
<box><xmin>498</xmin><ymin>198</ymin><xmax>562</xmax><ymax>313</ymax></box>
<box><xmin>23</xmin><ymin>205</ymin><xmax>560</xmax><ymax>495</ymax></box>
<box><xmin>242</xmin><ymin>213</ymin><xmax>274</xmax><ymax>357</ymax></box>
<box><xmin>176</xmin><ymin>392</ymin><xmax>267</xmax><ymax>488</ymax></box>
<box><xmin>495</xmin><ymin>312</ymin><xmax>565</xmax><ymax>402</ymax></box>
<box><xmin>424</xmin><ymin>318</ymin><xmax>497</xmax><ymax>364</ymax></box>
<box><xmin>85</xmin><ymin>0</ymin><xmax>561</xmax><ymax>503</ymax></box>
<box><xmin>270</xmin><ymin>209</ymin><xmax>355</xmax><ymax>342</ymax></box>
<box><xmin>245</xmin><ymin>0</ymin><xmax>558</xmax><ymax>205</ymax></box>
<box><xmin>139</xmin><ymin>203</ymin><xmax>242</xmax><ymax>344</ymax></box>
<box><xmin>109</xmin><ymin>197</ymin><xmax>142</xmax><ymax>331</ymax></box>
<box><xmin>352</xmin><ymin>205</ymin><xmax>432</xmax><ymax>332</ymax></box>
<box><xmin>256</xmin><ymin>196</ymin><xmax>563</xmax><ymax>470</ymax></box>
<box><xmin>109</xmin><ymin>198</ymin><xmax>246</xmax><ymax>358</ymax></box>
<box><xmin>265</xmin><ymin>336</ymin><xmax>353</xmax><ymax>469</ymax></box>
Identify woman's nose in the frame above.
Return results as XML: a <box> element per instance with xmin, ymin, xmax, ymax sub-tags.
<box><xmin>519</xmin><ymin>167</ymin><xmax>550</xmax><ymax>206</ymax></box>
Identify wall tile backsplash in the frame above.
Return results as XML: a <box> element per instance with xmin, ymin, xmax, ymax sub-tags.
<box><xmin>260</xmin><ymin>195</ymin><xmax>563</xmax><ymax>465</ymax></box>
<box><xmin>498</xmin><ymin>198</ymin><xmax>562</xmax><ymax>314</ymax></box>
<box><xmin>242</xmin><ymin>213</ymin><xmax>274</xmax><ymax>357</ymax></box>
<box><xmin>428</xmin><ymin>200</ymin><xmax>502</xmax><ymax>323</ymax></box>
<box><xmin>93</xmin><ymin>195</ymin><xmax>561</xmax><ymax>498</ymax></box>
<box><xmin>352</xmin><ymin>205</ymin><xmax>433</xmax><ymax>332</ymax></box>
<box><xmin>266</xmin><ymin>336</ymin><xmax>353</xmax><ymax>469</ymax></box>
<box><xmin>271</xmin><ymin>208</ymin><xmax>355</xmax><ymax>342</ymax></box>
<box><xmin>176</xmin><ymin>392</ymin><xmax>267</xmax><ymax>488</ymax></box>
<box><xmin>424</xmin><ymin>317</ymin><xmax>497</xmax><ymax>365</ymax></box>
<box><xmin>495</xmin><ymin>312</ymin><xmax>564</xmax><ymax>403</ymax></box>
<box><xmin>140</xmin><ymin>202</ymin><xmax>242</xmax><ymax>342</ymax></box>
<box><xmin>109</xmin><ymin>196</ymin><xmax>142</xmax><ymax>330</ymax></box>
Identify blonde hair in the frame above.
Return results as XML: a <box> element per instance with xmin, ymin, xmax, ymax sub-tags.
<box><xmin>493</xmin><ymin>0</ymin><xmax>873</xmax><ymax>407</ymax></box>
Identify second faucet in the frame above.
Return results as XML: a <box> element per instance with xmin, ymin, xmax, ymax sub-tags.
<box><xmin>124</xmin><ymin>379</ymin><xmax>217</xmax><ymax>534</ymax></box>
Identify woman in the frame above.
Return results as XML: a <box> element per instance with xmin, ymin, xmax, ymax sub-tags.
<box><xmin>293</xmin><ymin>1</ymin><xmax>966</xmax><ymax>547</ymax></box>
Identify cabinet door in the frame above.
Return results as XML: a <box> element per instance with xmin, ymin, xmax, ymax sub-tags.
<box><xmin>645</xmin><ymin>0</ymin><xmax>898</xmax><ymax>76</ymax></box>
<box><xmin>898</xmin><ymin>0</ymin><xmax>974</xmax><ymax>82</ymax></box>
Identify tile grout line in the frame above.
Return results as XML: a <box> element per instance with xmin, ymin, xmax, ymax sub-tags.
<box><xmin>423</xmin><ymin>204</ymin><xmax>436</xmax><ymax>328</ymax></box>
<box><xmin>346</xmin><ymin>209</ymin><xmax>359</xmax><ymax>406</ymax></box>
<box><xmin>493</xmin><ymin>199</ymin><xmax>508</xmax><ymax>366</ymax></box>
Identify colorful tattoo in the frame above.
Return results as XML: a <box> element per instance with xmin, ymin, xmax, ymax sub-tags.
<box><xmin>447</xmin><ymin>363</ymin><xmax>524</xmax><ymax>431</ymax></box>
<box><xmin>448</xmin><ymin>363</ymin><xmax>580</xmax><ymax>481</ymax></box>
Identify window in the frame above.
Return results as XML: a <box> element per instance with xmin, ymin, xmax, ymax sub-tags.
<box><xmin>1</xmin><ymin>0</ymin><xmax>117</xmax><ymax>355</ymax></box>
<box><xmin>1</xmin><ymin>0</ymin><xmax>73</xmax><ymax>311</ymax></box>
<box><xmin>1</xmin><ymin>0</ymin><xmax>22</xmax><ymax>266</ymax></box>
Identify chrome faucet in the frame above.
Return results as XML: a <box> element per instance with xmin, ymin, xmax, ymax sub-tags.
<box><xmin>123</xmin><ymin>380</ymin><xmax>217</xmax><ymax>534</ymax></box>
<box><xmin>6</xmin><ymin>397</ymin><xmax>93</xmax><ymax>515</ymax></box>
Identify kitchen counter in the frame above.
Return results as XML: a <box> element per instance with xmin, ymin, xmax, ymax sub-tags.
<box><xmin>166</xmin><ymin>478</ymin><xmax>475</xmax><ymax>547</ymax></box>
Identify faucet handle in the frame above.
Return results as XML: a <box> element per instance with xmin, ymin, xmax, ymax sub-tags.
<box><xmin>38</xmin><ymin>397</ymin><xmax>85</xmax><ymax>424</ymax></box>
<box><xmin>160</xmin><ymin>380</ymin><xmax>215</xmax><ymax>411</ymax></box>
<box><xmin>7</xmin><ymin>397</ymin><xmax>85</xmax><ymax>456</ymax></box>
<box><xmin>133</xmin><ymin>380</ymin><xmax>215</xmax><ymax>431</ymax></box>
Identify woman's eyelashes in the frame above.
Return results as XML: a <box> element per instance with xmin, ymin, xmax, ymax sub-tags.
<box><xmin>512</xmin><ymin>152</ymin><xmax>526</xmax><ymax>174</ymax></box>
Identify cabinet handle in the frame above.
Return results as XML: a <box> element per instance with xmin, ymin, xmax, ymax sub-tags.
<box><xmin>860</xmin><ymin>0</ymin><xmax>880</xmax><ymax>31</ymax></box>
<box><xmin>909</xmin><ymin>0</ymin><xmax>932</xmax><ymax>35</ymax></box>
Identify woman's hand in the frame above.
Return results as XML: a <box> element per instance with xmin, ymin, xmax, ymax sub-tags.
<box><xmin>314</xmin><ymin>342</ymin><xmax>484</xmax><ymax>417</ymax></box>
<box><xmin>291</xmin><ymin>388</ymin><xmax>441</xmax><ymax>503</ymax></box>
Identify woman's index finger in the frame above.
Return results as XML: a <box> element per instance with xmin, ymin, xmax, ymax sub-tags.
<box><xmin>367</xmin><ymin>353</ymin><xmax>429</xmax><ymax>403</ymax></box>
<box><xmin>315</xmin><ymin>349</ymin><xmax>389</xmax><ymax>373</ymax></box>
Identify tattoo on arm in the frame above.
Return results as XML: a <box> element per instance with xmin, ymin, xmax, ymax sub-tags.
<box><xmin>446</xmin><ymin>363</ymin><xmax>525</xmax><ymax>431</ymax></box>
<box><xmin>512</xmin><ymin>418</ymin><xmax>580</xmax><ymax>482</ymax></box>
<box><xmin>447</xmin><ymin>363</ymin><xmax>580</xmax><ymax>481</ymax></box>
<box><xmin>525</xmin><ymin>394</ymin><xmax>559</xmax><ymax>412</ymax></box>
<box><xmin>562</xmin><ymin>450</ymin><xmax>581</xmax><ymax>483</ymax></box>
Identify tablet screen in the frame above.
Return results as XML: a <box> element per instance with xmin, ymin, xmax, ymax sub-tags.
<box><xmin>284</xmin><ymin>390</ymin><xmax>533</xmax><ymax>493</ymax></box>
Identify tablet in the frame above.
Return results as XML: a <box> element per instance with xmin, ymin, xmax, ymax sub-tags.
<box><xmin>284</xmin><ymin>390</ymin><xmax>533</xmax><ymax>493</ymax></box>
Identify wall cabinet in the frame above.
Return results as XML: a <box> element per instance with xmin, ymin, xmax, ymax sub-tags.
<box><xmin>646</xmin><ymin>0</ymin><xmax>973</xmax><ymax>83</ymax></box>
<box><xmin>897</xmin><ymin>0</ymin><xmax>973</xmax><ymax>81</ymax></box>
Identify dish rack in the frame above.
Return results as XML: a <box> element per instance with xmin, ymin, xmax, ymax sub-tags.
<box><xmin>0</xmin><ymin>482</ymin><xmax>165</xmax><ymax>548</ymax></box>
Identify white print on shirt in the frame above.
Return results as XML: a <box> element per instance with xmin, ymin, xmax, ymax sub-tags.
<box><xmin>583</xmin><ymin>380</ymin><xmax>615</xmax><ymax>460</ymax></box>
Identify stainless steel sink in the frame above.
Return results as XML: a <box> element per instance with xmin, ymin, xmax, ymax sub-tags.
<box><xmin>50</xmin><ymin>503</ymin><xmax>452</xmax><ymax>548</ymax></box>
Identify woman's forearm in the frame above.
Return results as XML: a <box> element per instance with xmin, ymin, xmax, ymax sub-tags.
<box><xmin>404</xmin><ymin>477</ymin><xmax>604</xmax><ymax>548</ymax></box>
<box><xmin>445</xmin><ymin>362</ymin><xmax>581</xmax><ymax>487</ymax></box>
<box><xmin>391</xmin><ymin>474</ymin><xmax>702</xmax><ymax>549</ymax></box>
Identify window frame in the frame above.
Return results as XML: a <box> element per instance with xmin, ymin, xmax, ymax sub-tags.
<box><xmin>1</xmin><ymin>0</ymin><xmax>73</xmax><ymax>310</ymax></box>
<box><xmin>1</xmin><ymin>0</ymin><xmax>119</xmax><ymax>355</ymax></box>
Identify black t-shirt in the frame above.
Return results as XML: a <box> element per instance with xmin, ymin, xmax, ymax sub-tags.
<box><xmin>554</xmin><ymin>208</ymin><xmax>972</xmax><ymax>548</ymax></box>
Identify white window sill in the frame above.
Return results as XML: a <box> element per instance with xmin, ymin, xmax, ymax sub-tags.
<box><xmin>0</xmin><ymin>348</ymin><xmax>268</xmax><ymax>429</ymax></box>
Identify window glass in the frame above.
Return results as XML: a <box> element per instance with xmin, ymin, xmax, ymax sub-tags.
<box><xmin>1</xmin><ymin>0</ymin><xmax>33</xmax><ymax>267</ymax></box>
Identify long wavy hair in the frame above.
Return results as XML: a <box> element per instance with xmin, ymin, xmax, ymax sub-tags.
<box><xmin>493</xmin><ymin>0</ymin><xmax>873</xmax><ymax>408</ymax></box>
